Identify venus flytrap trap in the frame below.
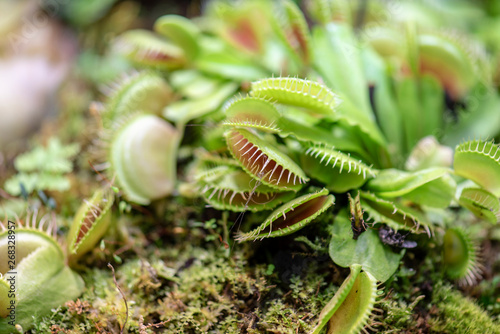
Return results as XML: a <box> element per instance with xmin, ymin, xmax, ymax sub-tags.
<box><xmin>0</xmin><ymin>214</ymin><xmax>84</xmax><ymax>332</ymax></box>
<box><xmin>358</xmin><ymin>191</ymin><xmax>430</xmax><ymax>235</ymax></box>
<box><xmin>67</xmin><ymin>188</ymin><xmax>114</xmax><ymax>265</ymax></box>
<box><xmin>225</xmin><ymin>128</ymin><xmax>309</xmax><ymax>192</ymax></box>
<box><xmin>458</xmin><ymin>188</ymin><xmax>500</xmax><ymax>224</ymax></box>
<box><xmin>453</xmin><ymin>139</ymin><xmax>500</xmax><ymax>196</ymax></box>
<box><xmin>100</xmin><ymin>71</ymin><xmax>174</xmax><ymax>127</ymax></box>
<box><xmin>271</xmin><ymin>0</ymin><xmax>312</xmax><ymax>67</ymax></box>
<box><xmin>416</xmin><ymin>32</ymin><xmax>484</xmax><ymax>101</ymax></box>
<box><xmin>113</xmin><ymin>30</ymin><xmax>188</xmax><ymax>70</ymax></box>
<box><xmin>309</xmin><ymin>265</ymin><xmax>379</xmax><ymax>334</ymax></box>
<box><xmin>102</xmin><ymin>113</ymin><xmax>179</xmax><ymax>205</ymax></box>
<box><xmin>301</xmin><ymin>145</ymin><xmax>376</xmax><ymax>193</ymax></box>
<box><xmin>221</xmin><ymin>96</ymin><xmax>282</xmax><ymax>133</ymax></box>
<box><xmin>443</xmin><ymin>227</ymin><xmax>484</xmax><ymax>287</ymax></box>
<box><xmin>250</xmin><ymin>77</ymin><xmax>341</xmax><ymax>117</ymax></box>
<box><xmin>196</xmin><ymin>164</ymin><xmax>295</xmax><ymax>212</ymax></box>
<box><xmin>235</xmin><ymin>188</ymin><xmax>334</xmax><ymax>241</ymax></box>
<box><xmin>206</xmin><ymin>1</ymin><xmax>268</xmax><ymax>56</ymax></box>
<box><xmin>405</xmin><ymin>136</ymin><xmax>453</xmax><ymax>171</ymax></box>
<box><xmin>153</xmin><ymin>15</ymin><xmax>201</xmax><ymax>62</ymax></box>
<box><xmin>0</xmin><ymin>187</ymin><xmax>116</xmax><ymax>331</ymax></box>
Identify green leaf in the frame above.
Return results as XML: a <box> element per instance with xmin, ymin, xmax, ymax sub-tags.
<box><xmin>443</xmin><ymin>94</ymin><xmax>500</xmax><ymax>147</ymax></box>
<box><xmin>365</xmin><ymin>167</ymin><xmax>451</xmax><ymax>197</ymax></box>
<box><xmin>361</xmin><ymin>47</ymin><xmax>403</xmax><ymax>158</ymax></box>
<box><xmin>329</xmin><ymin>213</ymin><xmax>403</xmax><ymax>283</ymax></box>
<box><xmin>196</xmin><ymin>52</ymin><xmax>269</xmax><ymax>81</ymax></box>
<box><xmin>14</xmin><ymin>138</ymin><xmax>79</xmax><ymax>173</ymax></box>
<box><xmin>61</xmin><ymin>0</ymin><xmax>118</xmax><ymax>27</ymax></box>
<box><xmin>154</xmin><ymin>14</ymin><xmax>200</xmax><ymax>61</ymax></box>
<box><xmin>419</xmin><ymin>75</ymin><xmax>444</xmax><ymax>138</ymax></box>
<box><xmin>163</xmin><ymin>82</ymin><xmax>238</xmax><ymax>123</ymax></box>
<box><xmin>170</xmin><ymin>70</ymin><xmax>225</xmax><ymax>100</ymax></box>
<box><xmin>312</xmin><ymin>23</ymin><xmax>371</xmax><ymax>116</ymax></box>
<box><xmin>395</xmin><ymin>76</ymin><xmax>421</xmax><ymax>154</ymax></box>
<box><xmin>277</xmin><ymin>117</ymin><xmax>370</xmax><ymax>159</ymax></box>
<box><xmin>4</xmin><ymin>173</ymin><xmax>38</xmax><ymax>196</ymax></box>
<box><xmin>402</xmin><ymin>174</ymin><xmax>456</xmax><ymax>208</ymax></box>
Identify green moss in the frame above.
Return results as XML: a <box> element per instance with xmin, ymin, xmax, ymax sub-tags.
<box><xmin>32</xmin><ymin>238</ymin><xmax>338</xmax><ymax>333</ymax></box>
<box><xmin>429</xmin><ymin>283</ymin><xmax>500</xmax><ymax>334</ymax></box>
<box><xmin>377</xmin><ymin>294</ymin><xmax>424</xmax><ymax>332</ymax></box>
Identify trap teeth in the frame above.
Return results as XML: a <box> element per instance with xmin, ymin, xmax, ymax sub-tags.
<box><xmin>250</xmin><ymin>77</ymin><xmax>341</xmax><ymax>117</ymax></box>
<box><xmin>222</xmin><ymin>96</ymin><xmax>282</xmax><ymax>133</ymax></box>
<box><xmin>225</xmin><ymin>128</ymin><xmax>308</xmax><ymax>191</ymax></box>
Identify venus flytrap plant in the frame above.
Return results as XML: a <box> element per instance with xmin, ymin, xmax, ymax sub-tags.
<box><xmin>221</xmin><ymin>96</ymin><xmax>282</xmax><ymax>133</ymax></box>
<box><xmin>453</xmin><ymin>139</ymin><xmax>500</xmax><ymax>196</ymax></box>
<box><xmin>301</xmin><ymin>144</ymin><xmax>376</xmax><ymax>193</ymax></box>
<box><xmin>0</xmin><ymin>213</ymin><xmax>84</xmax><ymax>332</ymax></box>
<box><xmin>271</xmin><ymin>0</ymin><xmax>312</xmax><ymax>67</ymax></box>
<box><xmin>405</xmin><ymin>136</ymin><xmax>453</xmax><ymax>171</ymax></box>
<box><xmin>0</xmin><ymin>187</ymin><xmax>117</xmax><ymax>331</ymax></box>
<box><xmin>250</xmin><ymin>77</ymin><xmax>341</xmax><ymax>118</ymax></box>
<box><xmin>235</xmin><ymin>188</ymin><xmax>334</xmax><ymax>241</ymax></box>
<box><xmin>102</xmin><ymin>113</ymin><xmax>179</xmax><ymax>205</ymax></box>
<box><xmin>309</xmin><ymin>265</ymin><xmax>379</xmax><ymax>334</ymax></box>
<box><xmin>458</xmin><ymin>188</ymin><xmax>500</xmax><ymax>224</ymax></box>
<box><xmin>100</xmin><ymin>71</ymin><xmax>174</xmax><ymax>127</ymax></box>
<box><xmin>153</xmin><ymin>15</ymin><xmax>201</xmax><ymax>62</ymax></box>
<box><xmin>67</xmin><ymin>188</ymin><xmax>114</xmax><ymax>265</ymax></box>
<box><xmin>225</xmin><ymin>128</ymin><xmax>309</xmax><ymax>192</ymax></box>
<box><xmin>197</xmin><ymin>165</ymin><xmax>294</xmax><ymax>212</ymax></box>
<box><xmin>416</xmin><ymin>32</ymin><xmax>482</xmax><ymax>101</ymax></box>
<box><xmin>113</xmin><ymin>29</ymin><xmax>187</xmax><ymax>70</ymax></box>
<box><xmin>443</xmin><ymin>227</ymin><xmax>484</xmax><ymax>287</ymax></box>
<box><xmin>206</xmin><ymin>0</ymin><xmax>269</xmax><ymax>56</ymax></box>
<box><xmin>60</xmin><ymin>2</ymin><xmax>500</xmax><ymax>331</ymax></box>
